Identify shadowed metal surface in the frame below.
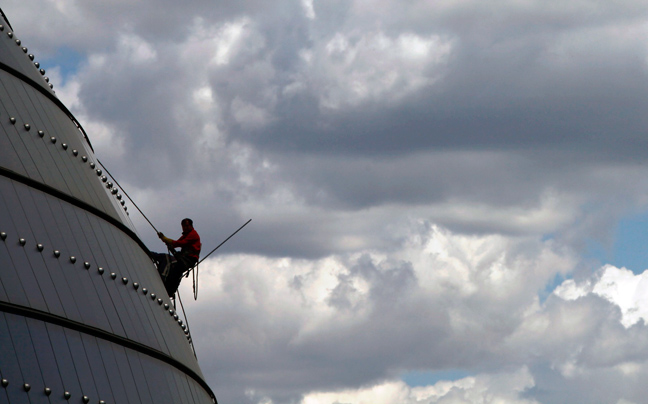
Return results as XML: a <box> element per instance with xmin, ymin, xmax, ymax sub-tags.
<box><xmin>0</xmin><ymin>8</ymin><xmax>217</xmax><ymax>404</ymax></box>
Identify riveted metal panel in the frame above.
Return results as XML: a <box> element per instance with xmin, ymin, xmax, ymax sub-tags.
<box><xmin>11</xmin><ymin>182</ymin><xmax>66</xmax><ymax>317</ymax></box>
<box><xmin>95</xmin><ymin>339</ymin><xmax>132</xmax><ymax>404</ymax></box>
<box><xmin>0</xmin><ymin>26</ymin><xmax>53</xmax><ymax>94</ymax></box>
<box><xmin>24</xmin><ymin>318</ymin><xmax>66</xmax><ymax>400</ymax></box>
<box><xmin>0</xmin><ymin>181</ymin><xmax>47</xmax><ymax>311</ymax></box>
<box><xmin>0</xmin><ymin>79</ymin><xmax>43</xmax><ymax>181</ymax></box>
<box><xmin>0</xmin><ymin>313</ymin><xmax>27</xmax><ymax>404</ymax></box>
<box><xmin>79</xmin><ymin>333</ymin><xmax>116</xmax><ymax>404</ymax></box>
<box><xmin>3</xmin><ymin>314</ymin><xmax>46</xmax><ymax>397</ymax></box>
<box><xmin>63</xmin><ymin>328</ymin><xmax>100</xmax><ymax>401</ymax></box>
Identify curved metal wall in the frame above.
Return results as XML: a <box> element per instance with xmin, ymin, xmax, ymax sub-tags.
<box><xmin>0</xmin><ymin>11</ymin><xmax>216</xmax><ymax>404</ymax></box>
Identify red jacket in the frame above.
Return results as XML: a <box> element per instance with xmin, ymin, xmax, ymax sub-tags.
<box><xmin>172</xmin><ymin>229</ymin><xmax>201</xmax><ymax>260</ymax></box>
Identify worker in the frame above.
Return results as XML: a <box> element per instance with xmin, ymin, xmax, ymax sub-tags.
<box><xmin>151</xmin><ymin>218</ymin><xmax>202</xmax><ymax>296</ymax></box>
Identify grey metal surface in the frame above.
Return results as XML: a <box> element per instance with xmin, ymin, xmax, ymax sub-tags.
<box><xmin>0</xmin><ymin>9</ymin><xmax>216</xmax><ymax>404</ymax></box>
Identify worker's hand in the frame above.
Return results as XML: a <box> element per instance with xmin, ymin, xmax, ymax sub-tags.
<box><xmin>161</xmin><ymin>236</ymin><xmax>174</xmax><ymax>245</ymax></box>
<box><xmin>157</xmin><ymin>232</ymin><xmax>165</xmax><ymax>239</ymax></box>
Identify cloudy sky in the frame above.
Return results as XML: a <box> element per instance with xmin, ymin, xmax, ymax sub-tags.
<box><xmin>6</xmin><ymin>0</ymin><xmax>648</xmax><ymax>402</ymax></box>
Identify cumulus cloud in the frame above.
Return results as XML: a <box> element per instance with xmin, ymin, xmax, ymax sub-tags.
<box><xmin>301</xmin><ymin>368</ymin><xmax>538</xmax><ymax>404</ymax></box>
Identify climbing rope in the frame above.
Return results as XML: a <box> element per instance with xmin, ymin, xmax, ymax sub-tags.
<box><xmin>97</xmin><ymin>159</ymin><xmax>160</xmax><ymax>234</ymax></box>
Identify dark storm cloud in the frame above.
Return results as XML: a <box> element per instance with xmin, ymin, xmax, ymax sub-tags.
<box><xmin>238</xmin><ymin>26</ymin><xmax>648</xmax><ymax>160</ymax></box>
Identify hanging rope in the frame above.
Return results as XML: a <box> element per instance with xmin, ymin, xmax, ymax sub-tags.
<box><xmin>176</xmin><ymin>290</ymin><xmax>197</xmax><ymax>358</ymax></box>
<box><xmin>193</xmin><ymin>261</ymin><xmax>199</xmax><ymax>300</ymax></box>
<box><xmin>185</xmin><ymin>219</ymin><xmax>251</xmax><ymax>300</ymax></box>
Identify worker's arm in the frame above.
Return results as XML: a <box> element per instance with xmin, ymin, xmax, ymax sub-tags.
<box><xmin>171</xmin><ymin>231</ymin><xmax>199</xmax><ymax>249</ymax></box>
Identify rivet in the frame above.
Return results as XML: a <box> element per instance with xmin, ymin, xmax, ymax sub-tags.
<box><xmin>0</xmin><ymin>25</ymin><xmax>3</xmax><ymax>31</ymax></box>
<box><xmin>1</xmin><ymin>379</ymin><xmax>7</xmax><ymax>387</ymax></box>
<box><xmin>82</xmin><ymin>156</ymin><xmax>88</xmax><ymax>162</ymax></box>
<box><xmin>106</xmin><ymin>182</ymin><xmax>113</xmax><ymax>188</ymax></box>
<box><xmin>101</xmin><ymin>175</ymin><xmax>107</xmax><ymax>182</ymax></box>
<box><xmin>178</xmin><ymin>319</ymin><xmax>183</xmax><ymax>325</ymax></box>
<box><xmin>23</xmin><ymin>383</ymin><xmax>30</xmax><ymax>392</ymax></box>
<box><xmin>0</xmin><ymin>232</ymin><xmax>7</xmax><ymax>241</ymax></box>
<box><xmin>158</xmin><ymin>298</ymin><xmax>163</xmax><ymax>305</ymax></box>
<box><xmin>111</xmin><ymin>189</ymin><xmax>118</xmax><ymax>195</ymax></box>
<box><xmin>98</xmin><ymin>267</ymin><xmax>105</xmax><ymax>275</ymax></box>
<box><xmin>40</xmin><ymin>68</ymin><xmax>46</xmax><ymax>75</ymax></box>
<box><xmin>150</xmin><ymin>293</ymin><xmax>156</xmax><ymax>300</ymax></box>
<box><xmin>116</xmin><ymin>194</ymin><xmax>122</xmax><ymax>200</ymax></box>
<box><xmin>122</xmin><ymin>277</ymin><xmax>128</xmax><ymax>284</ymax></box>
<box><xmin>50</xmin><ymin>136</ymin><xmax>57</xmax><ymax>144</ymax></box>
<box><xmin>7</xmin><ymin>32</ymin><xmax>13</xmax><ymax>38</ymax></box>
<box><xmin>169</xmin><ymin>309</ymin><xmax>174</xmax><ymax>315</ymax></box>
<box><xmin>44</xmin><ymin>387</ymin><xmax>51</xmax><ymax>396</ymax></box>
<box><xmin>15</xmin><ymin>39</ymin><xmax>21</xmax><ymax>45</ymax></box>
<box><xmin>82</xmin><ymin>395</ymin><xmax>89</xmax><ymax>403</ymax></box>
<box><xmin>44</xmin><ymin>76</ymin><xmax>49</xmax><ymax>83</ymax></box>
<box><xmin>21</xmin><ymin>47</ymin><xmax>27</xmax><ymax>53</ymax></box>
<box><xmin>89</xmin><ymin>162</ymin><xmax>95</xmax><ymax>169</ymax></box>
<box><xmin>133</xmin><ymin>282</ymin><xmax>139</xmax><ymax>290</ymax></box>
<box><xmin>54</xmin><ymin>250</ymin><xmax>60</xmax><ymax>258</ymax></box>
<box><xmin>70</xmin><ymin>256</ymin><xmax>76</xmax><ymax>263</ymax></box>
<box><xmin>96</xmin><ymin>169</ymin><xmax>102</xmax><ymax>176</ymax></box>
<box><xmin>164</xmin><ymin>303</ymin><xmax>169</xmax><ymax>309</ymax></box>
<box><xmin>34</xmin><ymin>62</ymin><xmax>40</xmax><ymax>68</ymax></box>
<box><xmin>38</xmin><ymin>130</ymin><xmax>44</xmax><ymax>138</ymax></box>
<box><xmin>9</xmin><ymin>117</ymin><xmax>16</xmax><ymax>124</ymax></box>
<box><xmin>62</xmin><ymin>143</ymin><xmax>68</xmax><ymax>150</ymax></box>
<box><xmin>99</xmin><ymin>400</ymin><xmax>106</xmax><ymax>404</ymax></box>
<box><xmin>142</xmin><ymin>288</ymin><xmax>148</xmax><ymax>295</ymax></box>
<box><xmin>28</xmin><ymin>54</ymin><xmax>34</xmax><ymax>61</ymax></box>
<box><xmin>19</xmin><ymin>238</ymin><xmax>26</xmax><ymax>246</ymax></box>
<box><xmin>110</xmin><ymin>273</ymin><xmax>117</xmax><ymax>279</ymax></box>
<box><xmin>181</xmin><ymin>324</ymin><xmax>186</xmax><ymax>330</ymax></box>
<box><xmin>37</xmin><ymin>243</ymin><xmax>44</xmax><ymax>252</ymax></box>
<box><xmin>24</xmin><ymin>123</ymin><xmax>31</xmax><ymax>131</ymax></box>
<box><xmin>49</xmin><ymin>83</ymin><xmax>54</xmax><ymax>89</ymax></box>
<box><xmin>72</xmin><ymin>150</ymin><xmax>78</xmax><ymax>156</ymax></box>
<box><xmin>84</xmin><ymin>262</ymin><xmax>91</xmax><ymax>269</ymax></box>
<box><xmin>64</xmin><ymin>391</ymin><xmax>71</xmax><ymax>400</ymax></box>
<box><xmin>120</xmin><ymin>200</ymin><xmax>125</xmax><ymax>206</ymax></box>
<box><xmin>173</xmin><ymin>314</ymin><xmax>178</xmax><ymax>320</ymax></box>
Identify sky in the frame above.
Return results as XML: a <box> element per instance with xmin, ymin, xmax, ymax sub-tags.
<box><xmin>4</xmin><ymin>1</ymin><xmax>648</xmax><ymax>403</ymax></box>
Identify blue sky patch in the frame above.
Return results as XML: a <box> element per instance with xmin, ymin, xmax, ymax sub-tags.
<box><xmin>40</xmin><ymin>46</ymin><xmax>83</xmax><ymax>81</ymax></box>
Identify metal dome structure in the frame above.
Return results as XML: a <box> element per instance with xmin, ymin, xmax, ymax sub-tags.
<box><xmin>0</xmin><ymin>9</ymin><xmax>217</xmax><ymax>404</ymax></box>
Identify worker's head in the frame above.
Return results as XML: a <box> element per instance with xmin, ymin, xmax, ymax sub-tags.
<box><xmin>181</xmin><ymin>218</ymin><xmax>193</xmax><ymax>233</ymax></box>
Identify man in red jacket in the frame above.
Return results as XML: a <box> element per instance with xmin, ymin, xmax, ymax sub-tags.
<box><xmin>152</xmin><ymin>218</ymin><xmax>202</xmax><ymax>296</ymax></box>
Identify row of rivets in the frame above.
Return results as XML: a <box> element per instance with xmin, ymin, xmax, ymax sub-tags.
<box><xmin>3</xmin><ymin>26</ymin><xmax>53</xmax><ymax>91</ymax></box>
<box><xmin>0</xmin><ymin>378</ymin><xmax>104</xmax><ymax>402</ymax></box>
<box><xmin>1</xmin><ymin>231</ymin><xmax>190</xmax><ymax>338</ymax></box>
<box><xmin>3</xmin><ymin>114</ymin><xmax>128</xmax><ymax>214</ymax></box>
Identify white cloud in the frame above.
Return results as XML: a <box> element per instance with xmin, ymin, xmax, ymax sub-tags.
<box><xmin>306</xmin><ymin>31</ymin><xmax>453</xmax><ymax>109</ymax></box>
<box><xmin>555</xmin><ymin>265</ymin><xmax>648</xmax><ymax>328</ymax></box>
<box><xmin>301</xmin><ymin>368</ymin><xmax>538</xmax><ymax>404</ymax></box>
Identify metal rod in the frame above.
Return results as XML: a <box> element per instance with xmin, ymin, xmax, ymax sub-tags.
<box><xmin>97</xmin><ymin>159</ymin><xmax>160</xmax><ymax>234</ymax></box>
<box><xmin>195</xmin><ymin>219</ymin><xmax>251</xmax><ymax>267</ymax></box>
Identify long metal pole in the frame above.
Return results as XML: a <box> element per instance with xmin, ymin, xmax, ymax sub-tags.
<box><xmin>195</xmin><ymin>219</ymin><xmax>252</xmax><ymax>266</ymax></box>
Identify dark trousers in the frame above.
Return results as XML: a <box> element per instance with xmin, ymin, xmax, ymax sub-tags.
<box><xmin>151</xmin><ymin>251</ymin><xmax>197</xmax><ymax>297</ymax></box>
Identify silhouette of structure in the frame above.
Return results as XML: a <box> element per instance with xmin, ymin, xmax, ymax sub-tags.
<box><xmin>0</xmin><ymin>9</ymin><xmax>217</xmax><ymax>403</ymax></box>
